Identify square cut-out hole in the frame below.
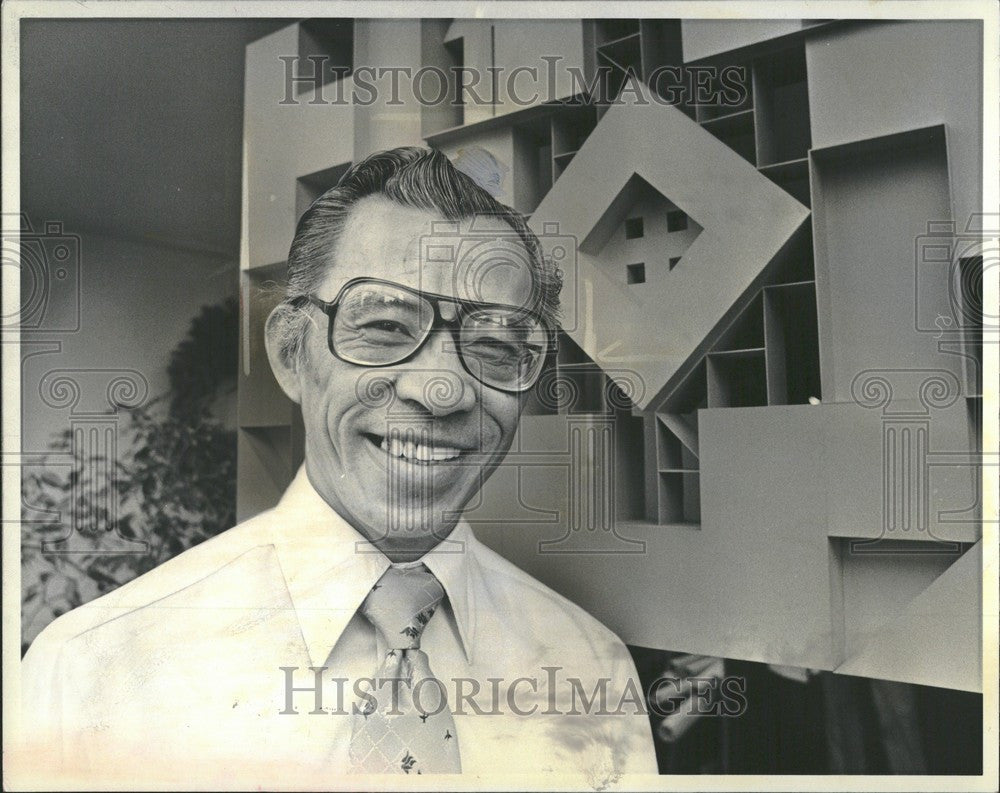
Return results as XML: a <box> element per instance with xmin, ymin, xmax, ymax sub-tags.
<box><xmin>625</xmin><ymin>216</ymin><xmax>644</xmax><ymax>239</ymax></box>
<box><xmin>669</xmin><ymin>256</ymin><xmax>682</xmax><ymax>270</ymax></box>
<box><xmin>627</xmin><ymin>263</ymin><xmax>645</xmax><ymax>284</ymax></box>
<box><xmin>667</xmin><ymin>210</ymin><xmax>688</xmax><ymax>232</ymax></box>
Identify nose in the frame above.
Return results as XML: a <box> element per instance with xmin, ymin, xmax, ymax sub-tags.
<box><xmin>391</xmin><ymin>331</ymin><xmax>477</xmax><ymax>417</ymax></box>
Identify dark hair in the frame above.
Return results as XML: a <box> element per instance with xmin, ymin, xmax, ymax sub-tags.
<box><xmin>271</xmin><ymin>146</ymin><xmax>561</xmax><ymax>363</ymax></box>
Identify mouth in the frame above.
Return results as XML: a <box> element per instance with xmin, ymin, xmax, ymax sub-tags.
<box><xmin>361</xmin><ymin>431</ymin><xmax>470</xmax><ymax>466</ymax></box>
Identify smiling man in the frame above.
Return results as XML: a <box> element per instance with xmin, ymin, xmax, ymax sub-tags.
<box><xmin>20</xmin><ymin>147</ymin><xmax>657</xmax><ymax>786</ymax></box>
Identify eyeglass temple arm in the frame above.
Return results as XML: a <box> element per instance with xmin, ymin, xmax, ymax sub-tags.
<box><xmin>304</xmin><ymin>295</ymin><xmax>336</xmax><ymax>312</ymax></box>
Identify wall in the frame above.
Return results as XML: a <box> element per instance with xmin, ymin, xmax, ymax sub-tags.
<box><xmin>20</xmin><ymin>229</ymin><xmax>237</xmax><ymax>454</ymax></box>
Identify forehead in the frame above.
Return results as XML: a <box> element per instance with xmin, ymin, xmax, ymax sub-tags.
<box><xmin>318</xmin><ymin>195</ymin><xmax>537</xmax><ymax>307</ymax></box>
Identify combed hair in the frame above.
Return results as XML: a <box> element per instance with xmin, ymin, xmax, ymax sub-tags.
<box><xmin>272</xmin><ymin>146</ymin><xmax>561</xmax><ymax>363</ymax></box>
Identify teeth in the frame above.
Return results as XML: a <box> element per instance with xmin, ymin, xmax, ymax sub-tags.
<box><xmin>376</xmin><ymin>434</ymin><xmax>461</xmax><ymax>462</ymax></box>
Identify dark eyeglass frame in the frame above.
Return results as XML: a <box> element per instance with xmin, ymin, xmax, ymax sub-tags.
<box><xmin>300</xmin><ymin>277</ymin><xmax>554</xmax><ymax>394</ymax></box>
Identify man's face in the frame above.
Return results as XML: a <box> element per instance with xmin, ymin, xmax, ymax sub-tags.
<box><xmin>290</xmin><ymin>195</ymin><xmax>536</xmax><ymax>556</ymax></box>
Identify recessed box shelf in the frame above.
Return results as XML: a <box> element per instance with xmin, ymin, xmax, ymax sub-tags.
<box><xmin>753</xmin><ymin>44</ymin><xmax>811</xmax><ymax>167</ymax></box>
<box><xmin>512</xmin><ymin>117</ymin><xmax>553</xmax><ymax>214</ymax></box>
<box><xmin>700</xmin><ymin>107</ymin><xmax>755</xmax><ymax>133</ymax></box>
<box><xmin>551</xmin><ymin>105</ymin><xmax>599</xmax><ymax>156</ymax></box>
<box><xmin>656</xmin><ymin>418</ymin><xmax>699</xmax><ymax>470</ymax></box>
<box><xmin>708</xmin><ymin>347</ymin><xmax>766</xmax><ymax>357</ymax></box>
<box><xmin>592</xmin><ymin>18</ymin><xmax>641</xmax><ymax>46</ymax></box>
<box><xmin>554</xmin><ymin>332</ymin><xmax>609</xmax><ymax>414</ymax></box>
<box><xmin>758</xmin><ymin>156</ymin><xmax>808</xmax><ymax>176</ymax></box>
<box><xmin>694</xmin><ymin>66</ymin><xmax>753</xmax><ymax>123</ymax></box>
<box><xmin>296</xmin><ymin>18</ymin><xmax>354</xmax><ymax>95</ymax></box>
<box><xmin>552</xmin><ymin>150</ymin><xmax>578</xmax><ymax>180</ymax></box>
<box><xmin>714</xmin><ymin>292</ymin><xmax>765</xmax><ymax>351</ymax></box>
<box><xmin>701</xmin><ymin>110</ymin><xmax>757</xmax><ymax>164</ymax></box>
<box><xmin>758</xmin><ymin>157</ymin><xmax>810</xmax><ymax>206</ymax></box>
<box><xmin>658</xmin><ymin>470</ymin><xmax>701</xmax><ymax>525</ymax></box>
<box><xmin>707</xmin><ymin>348</ymin><xmax>768</xmax><ymax>408</ymax></box>
<box><xmin>598</xmin><ymin>30</ymin><xmax>642</xmax><ymax>49</ymax></box>
<box><xmin>763</xmin><ymin>281</ymin><xmax>821</xmax><ymax>405</ymax></box>
<box><xmin>597</xmin><ymin>35</ymin><xmax>643</xmax><ymax>75</ymax></box>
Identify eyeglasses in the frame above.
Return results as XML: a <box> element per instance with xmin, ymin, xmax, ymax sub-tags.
<box><xmin>302</xmin><ymin>277</ymin><xmax>553</xmax><ymax>393</ymax></box>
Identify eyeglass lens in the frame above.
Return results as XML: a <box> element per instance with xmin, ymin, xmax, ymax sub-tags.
<box><xmin>332</xmin><ymin>281</ymin><xmax>547</xmax><ymax>390</ymax></box>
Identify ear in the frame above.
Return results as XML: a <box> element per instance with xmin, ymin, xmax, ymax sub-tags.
<box><xmin>264</xmin><ymin>305</ymin><xmax>303</xmax><ymax>404</ymax></box>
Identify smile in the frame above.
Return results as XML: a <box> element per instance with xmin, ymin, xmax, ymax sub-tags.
<box><xmin>363</xmin><ymin>432</ymin><xmax>466</xmax><ymax>465</ymax></box>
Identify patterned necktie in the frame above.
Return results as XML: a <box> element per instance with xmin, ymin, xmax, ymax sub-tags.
<box><xmin>348</xmin><ymin>564</ymin><xmax>462</xmax><ymax>774</ymax></box>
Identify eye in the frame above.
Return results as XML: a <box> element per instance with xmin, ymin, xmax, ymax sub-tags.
<box><xmin>465</xmin><ymin>337</ymin><xmax>524</xmax><ymax>361</ymax></box>
<box><xmin>361</xmin><ymin>319</ymin><xmax>413</xmax><ymax>337</ymax></box>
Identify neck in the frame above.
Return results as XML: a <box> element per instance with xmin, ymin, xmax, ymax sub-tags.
<box><xmin>367</xmin><ymin>523</ymin><xmax>459</xmax><ymax>563</ymax></box>
<box><xmin>303</xmin><ymin>464</ymin><xmax>461</xmax><ymax>562</ymax></box>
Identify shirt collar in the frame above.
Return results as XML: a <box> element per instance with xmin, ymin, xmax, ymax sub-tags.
<box><xmin>422</xmin><ymin>521</ymin><xmax>477</xmax><ymax>665</ymax></box>
<box><xmin>269</xmin><ymin>465</ymin><xmax>478</xmax><ymax>667</ymax></box>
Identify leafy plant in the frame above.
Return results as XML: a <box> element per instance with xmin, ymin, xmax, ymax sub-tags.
<box><xmin>21</xmin><ymin>298</ymin><xmax>239</xmax><ymax>652</ymax></box>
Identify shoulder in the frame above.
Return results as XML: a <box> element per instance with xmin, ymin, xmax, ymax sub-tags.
<box><xmin>23</xmin><ymin>508</ymin><xmax>280</xmax><ymax>660</ymax></box>
<box><xmin>466</xmin><ymin>532</ymin><xmax>632</xmax><ymax>663</ymax></box>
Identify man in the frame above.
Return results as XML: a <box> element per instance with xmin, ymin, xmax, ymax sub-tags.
<box><xmin>20</xmin><ymin>147</ymin><xmax>657</xmax><ymax>786</ymax></box>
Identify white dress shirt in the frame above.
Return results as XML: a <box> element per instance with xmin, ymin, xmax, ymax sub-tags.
<box><xmin>17</xmin><ymin>465</ymin><xmax>657</xmax><ymax>788</ymax></box>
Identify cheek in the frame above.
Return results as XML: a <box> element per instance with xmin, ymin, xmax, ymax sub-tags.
<box><xmin>299</xmin><ymin>361</ymin><xmax>330</xmax><ymax>416</ymax></box>
<box><xmin>482</xmin><ymin>393</ymin><xmax>523</xmax><ymax>444</ymax></box>
<box><xmin>296</xmin><ymin>353</ymin><xmax>352</xmax><ymax>433</ymax></box>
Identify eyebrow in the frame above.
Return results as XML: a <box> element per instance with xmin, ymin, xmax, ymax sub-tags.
<box><xmin>340</xmin><ymin>292</ymin><xmax>420</xmax><ymax>320</ymax></box>
<box><xmin>330</xmin><ymin>277</ymin><xmax>545</xmax><ymax>326</ymax></box>
<box><xmin>344</xmin><ymin>286</ymin><xmax>421</xmax><ymax>308</ymax></box>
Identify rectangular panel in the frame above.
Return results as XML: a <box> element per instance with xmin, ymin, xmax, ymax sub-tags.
<box><xmin>810</xmin><ymin>125</ymin><xmax>960</xmax><ymax>402</ymax></box>
<box><xmin>243</xmin><ymin>24</ymin><xmax>356</xmax><ymax>269</ymax></box>
<box><xmin>805</xmin><ymin>20</ymin><xmax>982</xmax><ymax>227</ymax></box>
<box><xmin>681</xmin><ymin>19</ymin><xmax>809</xmax><ymax>63</ymax></box>
<box><xmin>838</xmin><ymin>539</ymin><xmax>959</xmax><ymax>658</ymax></box>
<box><xmin>822</xmin><ymin>399</ymin><xmax>979</xmax><ymax>545</ymax></box>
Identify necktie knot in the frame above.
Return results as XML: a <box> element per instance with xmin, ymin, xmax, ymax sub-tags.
<box><xmin>361</xmin><ymin>564</ymin><xmax>444</xmax><ymax>651</ymax></box>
